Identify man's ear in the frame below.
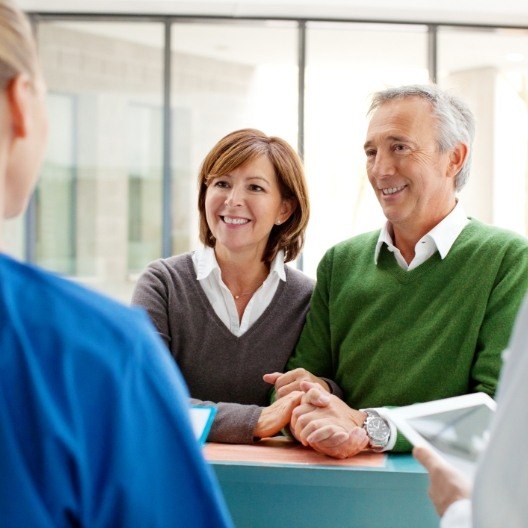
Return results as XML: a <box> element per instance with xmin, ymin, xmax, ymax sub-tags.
<box><xmin>6</xmin><ymin>74</ymin><xmax>32</xmax><ymax>139</ymax></box>
<box><xmin>447</xmin><ymin>142</ymin><xmax>468</xmax><ymax>180</ymax></box>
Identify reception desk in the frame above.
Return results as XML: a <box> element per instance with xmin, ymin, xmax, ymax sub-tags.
<box><xmin>205</xmin><ymin>438</ymin><xmax>438</xmax><ymax>528</ymax></box>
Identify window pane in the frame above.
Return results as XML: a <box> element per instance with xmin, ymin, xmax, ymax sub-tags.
<box><xmin>170</xmin><ymin>20</ymin><xmax>298</xmax><ymax>256</ymax></box>
<box><xmin>438</xmin><ymin>27</ymin><xmax>528</xmax><ymax>236</ymax></box>
<box><xmin>304</xmin><ymin>23</ymin><xmax>429</xmax><ymax>276</ymax></box>
<box><xmin>37</xmin><ymin>21</ymin><xmax>164</xmax><ymax>301</ymax></box>
<box><xmin>3</xmin><ymin>216</ymin><xmax>25</xmax><ymax>260</ymax></box>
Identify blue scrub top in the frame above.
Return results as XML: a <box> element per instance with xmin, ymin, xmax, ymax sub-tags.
<box><xmin>0</xmin><ymin>254</ymin><xmax>232</xmax><ymax>527</ymax></box>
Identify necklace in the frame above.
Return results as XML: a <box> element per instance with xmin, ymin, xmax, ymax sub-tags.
<box><xmin>233</xmin><ymin>283</ymin><xmax>262</xmax><ymax>300</ymax></box>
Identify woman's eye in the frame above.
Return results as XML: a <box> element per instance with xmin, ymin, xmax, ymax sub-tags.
<box><xmin>249</xmin><ymin>184</ymin><xmax>264</xmax><ymax>192</ymax></box>
<box><xmin>213</xmin><ymin>180</ymin><xmax>229</xmax><ymax>188</ymax></box>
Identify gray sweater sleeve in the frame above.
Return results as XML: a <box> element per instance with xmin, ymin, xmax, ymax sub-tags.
<box><xmin>191</xmin><ymin>398</ymin><xmax>263</xmax><ymax>444</ymax></box>
<box><xmin>133</xmin><ymin>256</ymin><xmax>314</xmax><ymax>446</ymax></box>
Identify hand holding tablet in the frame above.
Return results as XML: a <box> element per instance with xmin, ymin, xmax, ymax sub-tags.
<box><xmin>385</xmin><ymin>393</ymin><xmax>496</xmax><ymax>477</ymax></box>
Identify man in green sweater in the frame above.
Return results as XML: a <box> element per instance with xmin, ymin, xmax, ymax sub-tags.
<box><xmin>265</xmin><ymin>84</ymin><xmax>528</xmax><ymax>458</ymax></box>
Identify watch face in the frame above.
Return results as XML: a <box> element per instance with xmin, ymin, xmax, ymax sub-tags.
<box><xmin>366</xmin><ymin>416</ymin><xmax>391</xmax><ymax>443</ymax></box>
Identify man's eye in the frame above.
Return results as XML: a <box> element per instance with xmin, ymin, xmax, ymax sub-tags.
<box><xmin>393</xmin><ymin>144</ymin><xmax>409</xmax><ymax>152</ymax></box>
<box><xmin>365</xmin><ymin>150</ymin><xmax>376</xmax><ymax>158</ymax></box>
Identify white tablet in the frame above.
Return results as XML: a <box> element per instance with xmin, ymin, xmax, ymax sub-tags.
<box><xmin>189</xmin><ymin>405</ymin><xmax>217</xmax><ymax>445</ymax></box>
<box><xmin>385</xmin><ymin>392</ymin><xmax>496</xmax><ymax>477</ymax></box>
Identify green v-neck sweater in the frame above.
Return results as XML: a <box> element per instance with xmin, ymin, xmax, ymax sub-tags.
<box><xmin>287</xmin><ymin>220</ymin><xmax>528</xmax><ymax>451</ymax></box>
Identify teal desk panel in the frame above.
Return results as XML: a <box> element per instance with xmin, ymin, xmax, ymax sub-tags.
<box><xmin>206</xmin><ymin>440</ymin><xmax>438</xmax><ymax>528</ymax></box>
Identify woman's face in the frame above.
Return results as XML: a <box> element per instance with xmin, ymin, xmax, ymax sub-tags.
<box><xmin>4</xmin><ymin>74</ymin><xmax>49</xmax><ymax>219</ymax></box>
<box><xmin>205</xmin><ymin>154</ymin><xmax>292</xmax><ymax>261</ymax></box>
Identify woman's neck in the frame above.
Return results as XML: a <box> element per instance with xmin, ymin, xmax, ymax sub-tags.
<box><xmin>214</xmin><ymin>247</ymin><xmax>270</xmax><ymax>294</ymax></box>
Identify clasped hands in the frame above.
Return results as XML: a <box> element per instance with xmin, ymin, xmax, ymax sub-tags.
<box><xmin>259</xmin><ymin>369</ymin><xmax>369</xmax><ymax>459</ymax></box>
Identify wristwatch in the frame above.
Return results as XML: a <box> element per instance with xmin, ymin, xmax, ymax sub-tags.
<box><xmin>363</xmin><ymin>410</ymin><xmax>391</xmax><ymax>452</ymax></box>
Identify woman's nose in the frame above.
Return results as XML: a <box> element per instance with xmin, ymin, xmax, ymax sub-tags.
<box><xmin>224</xmin><ymin>187</ymin><xmax>243</xmax><ymax>207</ymax></box>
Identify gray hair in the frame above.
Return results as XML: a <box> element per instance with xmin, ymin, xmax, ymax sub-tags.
<box><xmin>368</xmin><ymin>84</ymin><xmax>475</xmax><ymax>191</ymax></box>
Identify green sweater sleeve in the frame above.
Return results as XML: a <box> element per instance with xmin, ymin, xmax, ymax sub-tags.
<box><xmin>470</xmin><ymin>238</ymin><xmax>528</xmax><ymax>396</ymax></box>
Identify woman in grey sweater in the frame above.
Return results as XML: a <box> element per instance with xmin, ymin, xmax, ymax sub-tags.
<box><xmin>132</xmin><ymin>129</ymin><xmax>314</xmax><ymax>444</ymax></box>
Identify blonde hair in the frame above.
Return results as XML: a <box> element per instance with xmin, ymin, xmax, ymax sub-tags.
<box><xmin>197</xmin><ymin>129</ymin><xmax>310</xmax><ymax>264</ymax></box>
<box><xmin>0</xmin><ymin>0</ymin><xmax>39</xmax><ymax>89</ymax></box>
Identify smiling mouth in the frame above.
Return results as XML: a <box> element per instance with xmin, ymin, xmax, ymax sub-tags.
<box><xmin>222</xmin><ymin>216</ymin><xmax>250</xmax><ymax>225</ymax></box>
<box><xmin>381</xmin><ymin>185</ymin><xmax>406</xmax><ymax>196</ymax></box>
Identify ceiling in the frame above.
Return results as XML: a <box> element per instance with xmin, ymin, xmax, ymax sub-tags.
<box><xmin>18</xmin><ymin>0</ymin><xmax>528</xmax><ymax>27</ymax></box>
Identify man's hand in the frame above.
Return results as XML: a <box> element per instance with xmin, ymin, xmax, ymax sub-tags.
<box><xmin>252</xmin><ymin>391</ymin><xmax>303</xmax><ymax>439</ymax></box>
<box><xmin>263</xmin><ymin>369</ymin><xmax>330</xmax><ymax>399</ymax></box>
<box><xmin>290</xmin><ymin>381</ymin><xmax>369</xmax><ymax>459</ymax></box>
<box><xmin>413</xmin><ymin>445</ymin><xmax>472</xmax><ymax>517</ymax></box>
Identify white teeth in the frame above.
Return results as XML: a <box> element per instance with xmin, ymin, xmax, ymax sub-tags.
<box><xmin>382</xmin><ymin>185</ymin><xmax>406</xmax><ymax>196</ymax></box>
<box><xmin>223</xmin><ymin>216</ymin><xmax>249</xmax><ymax>225</ymax></box>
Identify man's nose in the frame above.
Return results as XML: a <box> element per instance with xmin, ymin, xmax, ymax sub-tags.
<box><xmin>369</xmin><ymin>151</ymin><xmax>395</xmax><ymax>179</ymax></box>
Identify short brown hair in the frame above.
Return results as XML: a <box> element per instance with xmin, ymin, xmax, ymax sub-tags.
<box><xmin>198</xmin><ymin>129</ymin><xmax>309</xmax><ymax>264</ymax></box>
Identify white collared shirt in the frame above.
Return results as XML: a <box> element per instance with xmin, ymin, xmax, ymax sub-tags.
<box><xmin>192</xmin><ymin>246</ymin><xmax>286</xmax><ymax>337</ymax></box>
<box><xmin>374</xmin><ymin>201</ymin><xmax>470</xmax><ymax>271</ymax></box>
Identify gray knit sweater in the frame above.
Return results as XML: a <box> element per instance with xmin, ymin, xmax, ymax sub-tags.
<box><xmin>132</xmin><ymin>253</ymin><xmax>314</xmax><ymax>444</ymax></box>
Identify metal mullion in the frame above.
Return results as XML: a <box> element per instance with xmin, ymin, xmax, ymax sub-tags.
<box><xmin>428</xmin><ymin>24</ymin><xmax>438</xmax><ymax>84</ymax></box>
<box><xmin>162</xmin><ymin>19</ymin><xmax>172</xmax><ymax>258</ymax></box>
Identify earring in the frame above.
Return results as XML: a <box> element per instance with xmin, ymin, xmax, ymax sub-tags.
<box><xmin>275</xmin><ymin>220</ymin><xmax>281</xmax><ymax>225</ymax></box>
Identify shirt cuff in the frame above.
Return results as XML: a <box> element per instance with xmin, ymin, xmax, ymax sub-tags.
<box><xmin>370</xmin><ymin>407</ymin><xmax>398</xmax><ymax>452</ymax></box>
<box><xmin>440</xmin><ymin>499</ymin><xmax>472</xmax><ymax>528</ymax></box>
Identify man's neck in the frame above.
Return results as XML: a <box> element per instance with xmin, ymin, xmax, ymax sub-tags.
<box><xmin>389</xmin><ymin>202</ymin><xmax>458</xmax><ymax>264</ymax></box>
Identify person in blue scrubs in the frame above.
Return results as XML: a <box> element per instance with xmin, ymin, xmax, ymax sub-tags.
<box><xmin>0</xmin><ymin>1</ymin><xmax>232</xmax><ymax>526</ymax></box>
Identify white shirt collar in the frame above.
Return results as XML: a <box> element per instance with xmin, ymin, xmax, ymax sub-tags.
<box><xmin>374</xmin><ymin>201</ymin><xmax>469</xmax><ymax>264</ymax></box>
<box><xmin>194</xmin><ymin>246</ymin><xmax>287</xmax><ymax>282</ymax></box>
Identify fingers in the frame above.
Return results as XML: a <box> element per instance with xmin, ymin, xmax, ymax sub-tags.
<box><xmin>309</xmin><ymin>427</ymin><xmax>369</xmax><ymax>459</ymax></box>
<box><xmin>413</xmin><ymin>445</ymin><xmax>443</xmax><ymax>471</ymax></box>
<box><xmin>299</xmin><ymin>380</ymin><xmax>319</xmax><ymax>392</ymax></box>
<box><xmin>253</xmin><ymin>391</ymin><xmax>303</xmax><ymax>439</ymax></box>
<box><xmin>283</xmin><ymin>390</ymin><xmax>303</xmax><ymax>409</ymax></box>
<box><xmin>301</xmin><ymin>384</ymin><xmax>331</xmax><ymax>407</ymax></box>
<box><xmin>267</xmin><ymin>369</ymin><xmax>321</xmax><ymax>399</ymax></box>
<box><xmin>262</xmin><ymin>372</ymin><xmax>282</xmax><ymax>385</ymax></box>
<box><xmin>306</xmin><ymin>424</ymin><xmax>349</xmax><ymax>446</ymax></box>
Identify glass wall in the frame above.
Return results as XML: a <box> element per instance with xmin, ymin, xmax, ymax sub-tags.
<box><xmin>37</xmin><ymin>21</ymin><xmax>164</xmax><ymax>300</ymax></box>
<box><xmin>3</xmin><ymin>217</ymin><xmax>25</xmax><ymax>260</ymax></box>
<box><xmin>303</xmin><ymin>23</ymin><xmax>429</xmax><ymax>276</ymax></box>
<box><xmin>170</xmin><ymin>20</ymin><xmax>298</xmax><ymax>257</ymax></box>
<box><xmin>438</xmin><ymin>27</ymin><xmax>528</xmax><ymax>235</ymax></box>
<box><xmin>16</xmin><ymin>14</ymin><xmax>528</xmax><ymax>301</ymax></box>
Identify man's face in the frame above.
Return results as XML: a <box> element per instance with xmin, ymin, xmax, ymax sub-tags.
<box><xmin>364</xmin><ymin>97</ymin><xmax>457</xmax><ymax>237</ymax></box>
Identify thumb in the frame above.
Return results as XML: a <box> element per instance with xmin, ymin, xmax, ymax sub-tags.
<box><xmin>263</xmin><ymin>372</ymin><xmax>282</xmax><ymax>385</ymax></box>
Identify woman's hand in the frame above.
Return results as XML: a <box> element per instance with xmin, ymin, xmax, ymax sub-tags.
<box><xmin>253</xmin><ymin>391</ymin><xmax>303</xmax><ymax>439</ymax></box>
<box><xmin>263</xmin><ymin>368</ymin><xmax>330</xmax><ymax>399</ymax></box>
<box><xmin>413</xmin><ymin>445</ymin><xmax>472</xmax><ymax>517</ymax></box>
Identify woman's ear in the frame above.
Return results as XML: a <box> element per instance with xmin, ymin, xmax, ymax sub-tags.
<box><xmin>277</xmin><ymin>198</ymin><xmax>295</xmax><ymax>224</ymax></box>
<box><xmin>6</xmin><ymin>74</ymin><xmax>32</xmax><ymax>139</ymax></box>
